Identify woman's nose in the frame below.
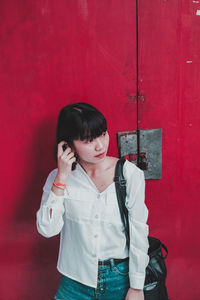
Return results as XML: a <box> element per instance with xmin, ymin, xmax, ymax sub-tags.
<box><xmin>95</xmin><ymin>138</ymin><xmax>103</xmax><ymax>150</ymax></box>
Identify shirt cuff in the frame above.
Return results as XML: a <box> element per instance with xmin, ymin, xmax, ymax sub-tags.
<box><xmin>129</xmin><ymin>272</ymin><xmax>145</xmax><ymax>290</ymax></box>
<box><xmin>44</xmin><ymin>190</ymin><xmax>65</xmax><ymax>208</ymax></box>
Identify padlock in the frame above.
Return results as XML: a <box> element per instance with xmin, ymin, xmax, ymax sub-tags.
<box><xmin>138</xmin><ymin>152</ymin><xmax>148</xmax><ymax>170</ymax></box>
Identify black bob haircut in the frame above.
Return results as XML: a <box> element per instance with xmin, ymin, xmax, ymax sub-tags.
<box><xmin>56</xmin><ymin>102</ymin><xmax>107</xmax><ymax>147</ymax></box>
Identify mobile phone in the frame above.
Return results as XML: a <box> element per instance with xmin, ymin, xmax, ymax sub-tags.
<box><xmin>62</xmin><ymin>143</ymin><xmax>67</xmax><ymax>151</ymax></box>
<box><xmin>61</xmin><ymin>142</ymin><xmax>77</xmax><ymax>170</ymax></box>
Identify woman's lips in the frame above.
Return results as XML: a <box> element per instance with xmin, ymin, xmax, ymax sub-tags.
<box><xmin>95</xmin><ymin>152</ymin><xmax>105</xmax><ymax>158</ymax></box>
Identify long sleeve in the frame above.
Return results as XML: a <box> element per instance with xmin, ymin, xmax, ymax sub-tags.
<box><xmin>124</xmin><ymin>163</ymin><xmax>149</xmax><ymax>289</ymax></box>
<box><xmin>36</xmin><ymin>169</ymin><xmax>65</xmax><ymax>238</ymax></box>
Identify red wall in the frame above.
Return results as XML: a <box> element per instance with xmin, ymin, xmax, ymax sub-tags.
<box><xmin>1</xmin><ymin>1</ymin><xmax>200</xmax><ymax>299</ymax></box>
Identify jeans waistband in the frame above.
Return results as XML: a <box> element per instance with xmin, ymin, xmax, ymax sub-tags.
<box><xmin>98</xmin><ymin>257</ymin><xmax>129</xmax><ymax>267</ymax></box>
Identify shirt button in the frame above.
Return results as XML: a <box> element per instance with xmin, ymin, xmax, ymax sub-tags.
<box><xmin>94</xmin><ymin>234</ymin><xmax>98</xmax><ymax>238</ymax></box>
<box><xmin>97</xmin><ymin>194</ymin><xmax>100</xmax><ymax>199</ymax></box>
<box><xmin>95</xmin><ymin>214</ymin><xmax>99</xmax><ymax>219</ymax></box>
<box><xmin>92</xmin><ymin>253</ymin><xmax>97</xmax><ymax>257</ymax></box>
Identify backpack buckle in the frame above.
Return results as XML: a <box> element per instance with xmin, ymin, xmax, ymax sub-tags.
<box><xmin>119</xmin><ymin>179</ymin><xmax>126</xmax><ymax>186</ymax></box>
<box><xmin>114</xmin><ymin>176</ymin><xmax>126</xmax><ymax>186</ymax></box>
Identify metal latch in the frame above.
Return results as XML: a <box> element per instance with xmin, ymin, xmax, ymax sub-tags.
<box><xmin>117</xmin><ymin>129</ymin><xmax>162</xmax><ymax>179</ymax></box>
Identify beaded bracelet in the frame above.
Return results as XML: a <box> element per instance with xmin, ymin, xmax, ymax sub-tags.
<box><xmin>54</xmin><ymin>182</ymin><xmax>66</xmax><ymax>187</ymax></box>
<box><xmin>53</xmin><ymin>182</ymin><xmax>66</xmax><ymax>190</ymax></box>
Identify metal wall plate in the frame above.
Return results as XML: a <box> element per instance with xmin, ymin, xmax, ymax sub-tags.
<box><xmin>117</xmin><ymin>129</ymin><xmax>162</xmax><ymax>179</ymax></box>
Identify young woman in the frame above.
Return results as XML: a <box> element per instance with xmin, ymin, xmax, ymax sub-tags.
<box><xmin>36</xmin><ymin>102</ymin><xmax>149</xmax><ymax>300</ymax></box>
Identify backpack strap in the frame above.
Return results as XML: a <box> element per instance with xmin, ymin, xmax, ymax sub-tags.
<box><xmin>114</xmin><ymin>158</ymin><xmax>130</xmax><ymax>247</ymax></box>
<box><xmin>114</xmin><ymin>159</ymin><xmax>169</xmax><ymax>288</ymax></box>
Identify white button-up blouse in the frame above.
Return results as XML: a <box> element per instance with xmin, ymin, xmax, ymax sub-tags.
<box><xmin>36</xmin><ymin>160</ymin><xmax>149</xmax><ymax>290</ymax></box>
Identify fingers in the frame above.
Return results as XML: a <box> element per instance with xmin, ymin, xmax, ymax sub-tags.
<box><xmin>57</xmin><ymin>141</ymin><xmax>67</xmax><ymax>156</ymax></box>
<box><xmin>70</xmin><ymin>156</ymin><xmax>77</xmax><ymax>164</ymax></box>
<box><xmin>58</xmin><ymin>141</ymin><xmax>76</xmax><ymax>164</ymax></box>
<box><xmin>56</xmin><ymin>141</ymin><xmax>77</xmax><ymax>179</ymax></box>
<box><xmin>62</xmin><ymin>151</ymin><xmax>75</xmax><ymax>160</ymax></box>
<box><xmin>57</xmin><ymin>141</ymin><xmax>73</xmax><ymax>157</ymax></box>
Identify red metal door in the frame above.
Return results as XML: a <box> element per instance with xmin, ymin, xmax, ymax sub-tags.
<box><xmin>139</xmin><ymin>1</ymin><xmax>200</xmax><ymax>299</ymax></box>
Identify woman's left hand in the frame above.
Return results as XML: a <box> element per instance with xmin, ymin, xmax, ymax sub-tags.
<box><xmin>125</xmin><ymin>288</ymin><xmax>144</xmax><ymax>300</ymax></box>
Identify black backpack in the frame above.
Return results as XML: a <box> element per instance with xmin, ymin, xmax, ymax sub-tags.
<box><xmin>114</xmin><ymin>159</ymin><xmax>169</xmax><ymax>300</ymax></box>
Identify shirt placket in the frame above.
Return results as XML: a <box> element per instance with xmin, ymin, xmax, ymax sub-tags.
<box><xmin>92</xmin><ymin>192</ymin><xmax>102</xmax><ymax>260</ymax></box>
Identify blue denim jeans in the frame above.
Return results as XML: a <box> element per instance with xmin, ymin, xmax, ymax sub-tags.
<box><xmin>54</xmin><ymin>260</ymin><xmax>130</xmax><ymax>300</ymax></box>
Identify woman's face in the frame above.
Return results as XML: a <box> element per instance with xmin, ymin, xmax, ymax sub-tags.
<box><xmin>73</xmin><ymin>131</ymin><xmax>109</xmax><ymax>164</ymax></box>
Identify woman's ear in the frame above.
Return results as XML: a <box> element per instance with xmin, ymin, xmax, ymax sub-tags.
<box><xmin>70</xmin><ymin>144</ymin><xmax>76</xmax><ymax>155</ymax></box>
<box><xmin>66</xmin><ymin>140</ymin><xmax>74</xmax><ymax>151</ymax></box>
<box><xmin>67</xmin><ymin>141</ymin><xmax>78</xmax><ymax>170</ymax></box>
<box><xmin>72</xmin><ymin>153</ymin><xmax>78</xmax><ymax>170</ymax></box>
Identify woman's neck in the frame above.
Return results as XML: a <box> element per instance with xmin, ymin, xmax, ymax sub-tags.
<box><xmin>78</xmin><ymin>156</ymin><xmax>112</xmax><ymax>177</ymax></box>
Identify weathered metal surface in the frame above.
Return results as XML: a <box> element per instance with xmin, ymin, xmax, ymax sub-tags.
<box><xmin>117</xmin><ymin>129</ymin><xmax>162</xmax><ymax>179</ymax></box>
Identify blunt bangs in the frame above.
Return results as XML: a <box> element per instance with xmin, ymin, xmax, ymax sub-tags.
<box><xmin>56</xmin><ymin>103</ymin><xmax>107</xmax><ymax>145</ymax></box>
<box><xmin>80</xmin><ymin>112</ymin><xmax>107</xmax><ymax>141</ymax></box>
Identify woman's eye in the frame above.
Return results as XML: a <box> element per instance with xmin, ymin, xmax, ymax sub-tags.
<box><xmin>86</xmin><ymin>139</ymin><xmax>93</xmax><ymax>143</ymax></box>
<box><xmin>102</xmin><ymin>132</ymin><xmax>106</xmax><ymax>136</ymax></box>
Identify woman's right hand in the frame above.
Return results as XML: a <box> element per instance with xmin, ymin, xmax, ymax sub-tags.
<box><xmin>55</xmin><ymin>141</ymin><xmax>76</xmax><ymax>183</ymax></box>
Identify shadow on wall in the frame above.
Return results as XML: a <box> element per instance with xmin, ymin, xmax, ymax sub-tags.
<box><xmin>3</xmin><ymin>118</ymin><xmax>61</xmax><ymax>300</ymax></box>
